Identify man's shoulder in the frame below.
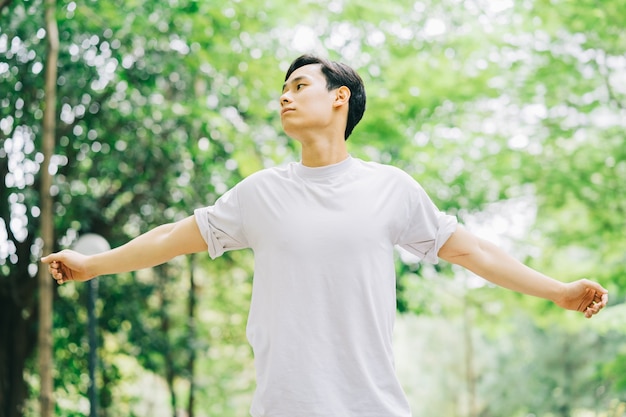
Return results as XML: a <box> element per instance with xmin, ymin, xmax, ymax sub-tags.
<box><xmin>234</xmin><ymin>162</ymin><xmax>298</xmax><ymax>192</ymax></box>
<box><xmin>244</xmin><ymin>162</ymin><xmax>296</xmax><ymax>181</ymax></box>
<box><xmin>353</xmin><ymin>158</ymin><xmax>416</xmax><ymax>180</ymax></box>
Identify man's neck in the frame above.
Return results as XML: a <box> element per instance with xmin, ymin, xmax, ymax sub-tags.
<box><xmin>300</xmin><ymin>140</ymin><xmax>349</xmax><ymax>167</ymax></box>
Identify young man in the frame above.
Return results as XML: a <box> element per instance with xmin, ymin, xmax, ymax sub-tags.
<box><xmin>43</xmin><ymin>55</ymin><xmax>608</xmax><ymax>417</ymax></box>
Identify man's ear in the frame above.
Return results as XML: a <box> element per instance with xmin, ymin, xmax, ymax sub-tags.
<box><xmin>333</xmin><ymin>86</ymin><xmax>351</xmax><ymax>108</ymax></box>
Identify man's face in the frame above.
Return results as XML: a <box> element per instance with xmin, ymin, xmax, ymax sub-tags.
<box><xmin>280</xmin><ymin>64</ymin><xmax>337</xmax><ymax>141</ymax></box>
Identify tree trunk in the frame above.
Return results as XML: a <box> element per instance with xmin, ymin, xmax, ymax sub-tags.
<box><xmin>0</xmin><ymin>144</ymin><xmax>39</xmax><ymax>417</ymax></box>
<box><xmin>156</xmin><ymin>266</ymin><xmax>177</xmax><ymax>417</ymax></box>
<box><xmin>187</xmin><ymin>255</ymin><xmax>197</xmax><ymax>417</ymax></box>
<box><xmin>463</xmin><ymin>288</ymin><xmax>476</xmax><ymax>417</ymax></box>
<box><xmin>0</xmin><ymin>289</ymin><xmax>38</xmax><ymax>417</ymax></box>
<box><xmin>38</xmin><ymin>0</ymin><xmax>59</xmax><ymax>416</ymax></box>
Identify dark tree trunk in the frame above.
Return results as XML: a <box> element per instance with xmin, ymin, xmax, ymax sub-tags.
<box><xmin>0</xmin><ymin>270</ymin><xmax>38</xmax><ymax>417</ymax></box>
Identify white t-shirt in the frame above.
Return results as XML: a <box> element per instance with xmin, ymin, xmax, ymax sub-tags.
<box><xmin>194</xmin><ymin>156</ymin><xmax>457</xmax><ymax>417</ymax></box>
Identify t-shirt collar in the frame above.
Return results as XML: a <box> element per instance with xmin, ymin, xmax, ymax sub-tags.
<box><xmin>295</xmin><ymin>155</ymin><xmax>354</xmax><ymax>179</ymax></box>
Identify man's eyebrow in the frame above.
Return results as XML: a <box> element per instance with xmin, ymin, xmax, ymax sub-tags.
<box><xmin>282</xmin><ymin>76</ymin><xmax>307</xmax><ymax>93</ymax></box>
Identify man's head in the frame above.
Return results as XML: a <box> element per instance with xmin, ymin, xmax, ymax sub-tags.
<box><xmin>283</xmin><ymin>55</ymin><xmax>366</xmax><ymax>140</ymax></box>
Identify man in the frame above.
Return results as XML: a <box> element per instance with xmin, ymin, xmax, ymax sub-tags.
<box><xmin>43</xmin><ymin>55</ymin><xmax>608</xmax><ymax>417</ymax></box>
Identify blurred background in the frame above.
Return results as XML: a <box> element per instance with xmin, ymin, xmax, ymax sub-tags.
<box><xmin>1</xmin><ymin>0</ymin><xmax>625</xmax><ymax>416</ymax></box>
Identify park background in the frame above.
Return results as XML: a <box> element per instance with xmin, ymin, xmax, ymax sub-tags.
<box><xmin>1</xmin><ymin>0</ymin><xmax>625</xmax><ymax>416</ymax></box>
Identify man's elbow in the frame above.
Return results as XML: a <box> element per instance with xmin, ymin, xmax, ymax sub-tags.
<box><xmin>438</xmin><ymin>226</ymin><xmax>478</xmax><ymax>261</ymax></box>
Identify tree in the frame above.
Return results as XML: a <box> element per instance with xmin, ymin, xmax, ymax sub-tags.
<box><xmin>2</xmin><ymin>0</ymin><xmax>625</xmax><ymax>415</ymax></box>
<box><xmin>1</xmin><ymin>2</ymin><xmax>47</xmax><ymax>415</ymax></box>
<box><xmin>37</xmin><ymin>0</ymin><xmax>59</xmax><ymax>416</ymax></box>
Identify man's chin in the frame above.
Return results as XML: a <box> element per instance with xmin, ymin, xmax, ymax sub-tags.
<box><xmin>281</xmin><ymin>124</ymin><xmax>300</xmax><ymax>141</ymax></box>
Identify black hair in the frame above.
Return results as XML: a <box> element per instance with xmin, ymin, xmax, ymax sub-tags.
<box><xmin>285</xmin><ymin>54</ymin><xmax>366</xmax><ymax>140</ymax></box>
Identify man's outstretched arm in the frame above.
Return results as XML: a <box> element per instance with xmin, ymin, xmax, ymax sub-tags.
<box><xmin>41</xmin><ymin>215</ymin><xmax>207</xmax><ymax>284</ymax></box>
<box><xmin>438</xmin><ymin>225</ymin><xmax>608</xmax><ymax>318</ymax></box>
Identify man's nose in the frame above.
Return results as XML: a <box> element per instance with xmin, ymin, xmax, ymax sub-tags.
<box><xmin>280</xmin><ymin>91</ymin><xmax>292</xmax><ymax>106</ymax></box>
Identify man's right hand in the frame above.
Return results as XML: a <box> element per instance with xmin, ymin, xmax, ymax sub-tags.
<box><xmin>41</xmin><ymin>250</ymin><xmax>95</xmax><ymax>285</ymax></box>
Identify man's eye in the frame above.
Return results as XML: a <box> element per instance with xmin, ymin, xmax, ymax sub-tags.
<box><xmin>296</xmin><ymin>84</ymin><xmax>304</xmax><ymax>90</ymax></box>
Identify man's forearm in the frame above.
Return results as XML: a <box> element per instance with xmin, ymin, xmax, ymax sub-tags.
<box><xmin>87</xmin><ymin>216</ymin><xmax>207</xmax><ymax>276</ymax></box>
<box><xmin>439</xmin><ymin>226</ymin><xmax>566</xmax><ymax>302</ymax></box>
<box><xmin>461</xmin><ymin>238</ymin><xmax>565</xmax><ymax>302</ymax></box>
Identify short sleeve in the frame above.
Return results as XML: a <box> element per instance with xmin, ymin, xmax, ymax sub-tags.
<box><xmin>395</xmin><ymin>181</ymin><xmax>457</xmax><ymax>264</ymax></box>
<box><xmin>194</xmin><ymin>186</ymin><xmax>250</xmax><ymax>259</ymax></box>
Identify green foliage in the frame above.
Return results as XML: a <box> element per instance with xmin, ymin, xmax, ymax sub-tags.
<box><xmin>2</xmin><ymin>0</ymin><xmax>625</xmax><ymax>415</ymax></box>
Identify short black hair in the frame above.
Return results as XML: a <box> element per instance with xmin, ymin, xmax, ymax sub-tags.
<box><xmin>285</xmin><ymin>55</ymin><xmax>366</xmax><ymax>140</ymax></box>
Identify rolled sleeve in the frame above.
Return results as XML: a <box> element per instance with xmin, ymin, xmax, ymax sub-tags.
<box><xmin>396</xmin><ymin>177</ymin><xmax>458</xmax><ymax>264</ymax></box>
<box><xmin>400</xmin><ymin>213</ymin><xmax>457</xmax><ymax>264</ymax></box>
<box><xmin>193</xmin><ymin>187</ymin><xmax>249</xmax><ymax>259</ymax></box>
